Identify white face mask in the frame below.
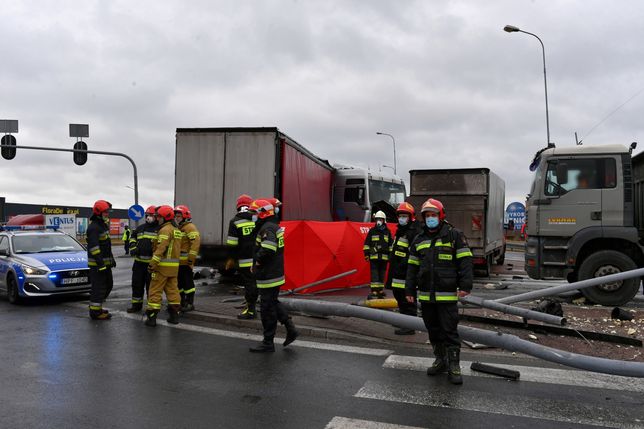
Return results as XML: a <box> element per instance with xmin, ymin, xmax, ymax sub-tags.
<box><xmin>376</xmin><ymin>220</ymin><xmax>384</xmax><ymax>227</ymax></box>
<box><xmin>239</xmin><ymin>206</ymin><xmax>249</xmax><ymax>213</ymax></box>
<box><xmin>145</xmin><ymin>215</ymin><xmax>155</xmax><ymax>224</ymax></box>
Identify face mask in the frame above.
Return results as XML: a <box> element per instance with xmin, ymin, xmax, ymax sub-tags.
<box><xmin>251</xmin><ymin>214</ymin><xmax>258</xmax><ymax>223</ymax></box>
<box><xmin>274</xmin><ymin>207</ymin><xmax>280</xmax><ymax>214</ymax></box>
<box><xmin>145</xmin><ymin>215</ymin><xmax>155</xmax><ymax>224</ymax></box>
<box><xmin>425</xmin><ymin>217</ymin><xmax>439</xmax><ymax>229</ymax></box>
<box><xmin>239</xmin><ymin>206</ymin><xmax>249</xmax><ymax>213</ymax></box>
<box><xmin>398</xmin><ymin>216</ymin><xmax>409</xmax><ymax>226</ymax></box>
<box><xmin>376</xmin><ymin>220</ymin><xmax>384</xmax><ymax>227</ymax></box>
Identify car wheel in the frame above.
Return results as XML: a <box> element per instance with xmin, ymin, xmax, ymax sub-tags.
<box><xmin>7</xmin><ymin>274</ymin><xmax>22</xmax><ymax>305</ymax></box>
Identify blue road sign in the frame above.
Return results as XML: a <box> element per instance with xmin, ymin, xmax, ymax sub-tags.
<box><xmin>128</xmin><ymin>204</ymin><xmax>145</xmax><ymax>221</ymax></box>
<box><xmin>505</xmin><ymin>202</ymin><xmax>526</xmax><ymax>230</ymax></box>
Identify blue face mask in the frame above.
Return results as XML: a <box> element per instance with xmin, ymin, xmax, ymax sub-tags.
<box><xmin>398</xmin><ymin>217</ymin><xmax>409</xmax><ymax>226</ymax></box>
<box><xmin>251</xmin><ymin>214</ymin><xmax>258</xmax><ymax>223</ymax></box>
<box><xmin>425</xmin><ymin>217</ymin><xmax>439</xmax><ymax>229</ymax></box>
<box><xmin>274</xmin><ymin>207</ymin><xmax>280</xmax><ymax>214</ymax></box>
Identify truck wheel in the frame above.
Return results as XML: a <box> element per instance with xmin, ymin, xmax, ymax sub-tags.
<box><xmin>7</xmin><ymin>274</ymin><xmax>23</xmax><ymax>305</ymax></box>
<box><xmin>496</xmin><ymin>246</ymin><xmax>506</xmax><ymax>265</ymax></box>
<box><xmin>578</xmin><ymin>250</ymin><xmax>639</xmax><ymax>306</ymax></box>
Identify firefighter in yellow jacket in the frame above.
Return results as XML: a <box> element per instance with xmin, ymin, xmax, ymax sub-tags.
<box><xmin>175</xmin><ymin>205</ymin><xmax>201</xmax><ymax>312</ymax></box>
<box><xmin>145</xmin><ymin>205</ymin><xmax>183</xmax><ymax>327</ymax></box>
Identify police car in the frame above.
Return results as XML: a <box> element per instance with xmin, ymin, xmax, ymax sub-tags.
<box><xmin>0</xmin><ymin>227</ymin><xmax>90</xmax><ymax>304</ymax></box>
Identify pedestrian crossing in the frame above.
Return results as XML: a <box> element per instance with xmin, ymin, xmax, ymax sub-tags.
<box><xmin>336</xmin><ymin>354</ymin><xmax>644</xmax><ymax>429</ymax></box>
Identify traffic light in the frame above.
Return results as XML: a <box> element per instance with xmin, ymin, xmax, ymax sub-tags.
<box><xmin>1</xmin><ymin>134</ymin><xmax>17</xmax><ymax>160</ymax></box>
<box><xmin>73</xmin><ymin>140</ymin><xmax>88</xmax><ymax>166</ymax></box>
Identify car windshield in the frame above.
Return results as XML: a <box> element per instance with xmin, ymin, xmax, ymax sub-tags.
<box><xmin>12</xmin><ymin>234</ymin><xmax>85</xmax><ymax>254</ymax></box>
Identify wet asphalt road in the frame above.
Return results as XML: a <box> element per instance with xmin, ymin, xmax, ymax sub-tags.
<box><xmin>2</xmin><ymin>300</ymin><xmax>644</xmax><ymax>429</ymax></box>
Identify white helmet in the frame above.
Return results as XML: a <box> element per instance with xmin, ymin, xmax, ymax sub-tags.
<box><xmin>374</xmin><ymin>210</ymin><xmax>387</xmax><ymax>220</ymax></box>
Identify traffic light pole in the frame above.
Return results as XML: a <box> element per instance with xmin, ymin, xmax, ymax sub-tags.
<box><xmin>0</xmin><ymin>144</ymin><xmax>139</xmax><ymax>206</ymax></box>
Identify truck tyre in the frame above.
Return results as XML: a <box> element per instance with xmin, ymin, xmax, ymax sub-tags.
<box><xmin>577</xmin><ymin>250</ymin><xmax>639</xmax><ymax>306</ymax></box>
<box><xmin>496</xmin><ymin>246</ymin><xmax>506</xmax><ymax>265</ymax></box>
<box><xmin>7</xmin><ymin>274</ymin><xmax>22</xmax><ymax>305</ymax></box>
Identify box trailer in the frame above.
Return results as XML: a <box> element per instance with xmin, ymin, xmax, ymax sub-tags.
<box><xmin>407</xmin><ymin>168</ymin><xmax>506</xmax><ymax>275</ymax></box>
<box><xmin>174</xmin><ymin>127</ymin><xmax>334</xmax><ymax>264</ymax></box>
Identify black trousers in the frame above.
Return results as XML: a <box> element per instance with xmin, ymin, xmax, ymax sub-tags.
<box><xmin>239</xmin><ymin>267</ymin><xmax>258</xmax><ymax>309</ymax></box>
<box><xmin>392</xmin><ymin>287</ymin><xmax>417</xmax><ymax>316</ymax></box>
<box><xmin>89</xmin><ymin>267</ymin><xmax>113</xmax><ymax>305</ymax></box>
<box><xmin>259</xmin><ymin>286</ymin><xmax>289</xmax><ymax>343</ymax></box>
<box><xmin>420</xmin><ymin>302</ymin><xmax>460</xmax><ymax>348</ymax></box>
<box><xmin>178</xmin><ymin>265</ymin><xmax>196</xmax><ymax>299</ymax></box>
<box><xmin>369</xmin><ymin>260</ymin><xmax>387</xmax><ymax>290</ymax></box>
<box><xmin>131</xmin><ymin>261</ymin><xmax>151</xmax><ymax>302</ymax></box>
<box><xmin>124</xmin><ymin>241</ymin><xmax>130</xmax><ymax>255</ymax></box>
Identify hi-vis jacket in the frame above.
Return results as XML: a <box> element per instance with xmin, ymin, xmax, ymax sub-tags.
<box><xmin>405</xmin><ymin>222</ymin><xmax>473</xmax><ymax>303</ymax></box>
<box><xmin>129</xmin><ymin>222</ymin><xmax>159</xmax><ymax>264</ymax></box>
<box><xmin>363</xmin><ymin>225</ymin><xmax>392</xmax><ymax>261</ymax></box>
<box><xmin>253</xmin><ymin>216</ymin><xmax>285</xmax><ymax>289</ymax></box>
<box><xmin>179</xmin><ymin>221</ymin><xmax>201</xmax><ymax>267</ymax></box>
<box><xmin>389</xmin><ymin>221</ymin><xmax>421</xmax><ymax>289</ymax></box>
<box><xmin>149</xmin><ymin>220</ymin><xmax>182</xmax><ymax>277</ymax></box>
<box><xmin>86</xmin><ymin>215</ymin><xmax>115</xmax><ymax>270</ymax></box>
<box><xmin>226</xmin><ymin>211</ymin><xmax>256</xmax><ymax>268</ymax></box>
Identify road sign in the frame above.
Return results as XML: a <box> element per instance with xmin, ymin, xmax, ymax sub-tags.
<box><xmin>128</xmin><ymin>204</ymin><xmax>144</xmax><ymax>221</ymax></box>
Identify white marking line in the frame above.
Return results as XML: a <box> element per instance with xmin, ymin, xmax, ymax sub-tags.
<box><xmin>383</xmin><ymin>355</ymin><xmax>644</xmax><ymax>393</ymax></box>
<box><xmin>325</xmin><ymin>416</ymin><xmax>426</xmax><ymax>429</ymax></box>
<box><xmin>355</xmin><ymin>380</ymin><xmax>643</xmax><ymax>429</ymax></box>
<box><xmin>117</xmin><ymin>310</ymin><xmax>392</xmax><ymax>356</ymax></box>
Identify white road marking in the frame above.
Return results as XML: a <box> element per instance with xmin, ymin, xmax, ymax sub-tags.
<box><xmin>115</xmin><ymin>310</ymin><xmax>393</xmax><ymax>356</ymax></box>
<box><xmin>383</xmin><ymin>354</ymin><xmax>644</xmax><ymax>392</ymax></box>
<box><xmin>355</xmin><ymin>380</ymin><xmax>643</xmax><ymax>429</ymax></box>
<box><xmin>325</xmin><ymin>416</ymin><xmax>426</xmax><ymax>429</ymax></box>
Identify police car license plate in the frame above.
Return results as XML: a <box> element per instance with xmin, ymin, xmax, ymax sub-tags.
<box><xmin>61</xmin><ymin>277</ymin><xmax>89</xmax><ymax>285</ymax></box>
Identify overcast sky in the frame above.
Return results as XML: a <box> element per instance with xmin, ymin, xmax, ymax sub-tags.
<box><xmin>2</xmin><ymin>0</ymin><xmax>643</xmax><ymax>212</ymax></box>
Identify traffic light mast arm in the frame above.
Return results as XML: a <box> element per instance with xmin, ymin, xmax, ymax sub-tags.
<box><xmin>0</xmin><ymin>143</ymin><xmax>139</xmax><ymax>206</ymax></box>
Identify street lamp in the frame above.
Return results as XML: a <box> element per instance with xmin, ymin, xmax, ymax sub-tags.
<box><xmin>504</xmin><ymin>25</ymin><xmax>552</xmax><ymax>147</ymax></box>
<box><xmin>376</xmin><ymin>132</ymin><xmax>397</xmax><ymax>175</ymax></box>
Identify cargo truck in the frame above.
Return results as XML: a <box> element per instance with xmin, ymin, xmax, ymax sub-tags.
<box><xmin>525</xmin><ymin>142</ymin><xmax>644</xmax><ymax>305</ymax></box>
<box><xmin>174</xmin><ymin>127</ymin><xmax>406</xmax><ymax>266</ymax></box>
<box><xmin>407</xmin><ymin>168</ymin><xmax>506</xmax><ymax>276</ymax></box>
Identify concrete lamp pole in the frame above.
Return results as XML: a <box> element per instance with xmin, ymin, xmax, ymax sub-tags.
<box><xmin>376</xmin><ymin>132</ymin><xmax>397</xmax><ymax>175</ymax></box>
<box><xmin>503</xmin><ymin>25</ymin><xmax>553</xmax><ymax>148</ymax></box>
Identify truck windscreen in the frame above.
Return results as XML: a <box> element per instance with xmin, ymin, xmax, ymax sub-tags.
<box><xmin>411</xmin><ymin>173</ymin><xmax>486</xmax><ymax>195</ymax></box>
<box><xmin>368</xmin><ymin>180</ymin><xmax>406</xmax><ymax>206</ymax></box>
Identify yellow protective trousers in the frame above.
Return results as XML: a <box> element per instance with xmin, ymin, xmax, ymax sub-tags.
<box><xmin>146</xmin><ymin>271</ymin><xmax>181</xmax><ymax>311</ymax></box>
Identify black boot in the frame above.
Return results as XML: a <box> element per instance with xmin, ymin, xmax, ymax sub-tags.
<box><xmin>181</xmin><ymin>294</ymin><xmax>195</xmax><ymax>312</ymax></box>
<box><xmin>90</xmin><ymin>308</ymin><xmax>111</xmax><ymax>320</ymax></box>
<box><xmin>447</xmin><ymin>346</ymin><xmax>463</xmax><ymax>385</ymax></box>
<box><xmin>167</xmin><ymin>305</ymin><xmax>181</xmax><ymax>325</ymax></box>
<box><xmin>426</xmin><ymin>343</ymin><xmax>447</xmax><ymax>376</ymax></box>
<box><xmin>283</xmin><ymin>318</ymin><xmax>299</xmax><ymax>347</ymax></box>
<box><xmin>126</xmin><ymin>302</ymin><xmax>143</xmax><ymax>313</ymax></box>
<box><xmin>249</xmin><ymin>341</ymin><xmax>275</xmax><ymax>353</ymax></box>
<box><xmin>145</xmin><ymin>310</ymin><xmax>158</xmax><ymax>327</ymax></box>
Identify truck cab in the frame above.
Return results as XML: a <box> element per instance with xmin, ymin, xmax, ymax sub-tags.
<box><xmin>525</xmin><ymin>143</ymin><xmax>643</xmax><ymax>305</ymax></box>
<box><xmin>332</xmin><ymin>165</ymin><xmax>406</xmax><ymax>222</ymax></box>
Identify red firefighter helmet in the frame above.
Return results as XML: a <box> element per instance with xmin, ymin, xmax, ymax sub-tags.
<box><xmin>236</xmin><ymin>194</ymin><xmax>253</xmax><ymax>209</ymax></box>
<box><xmin>250</xmin><ymin>199</ymin><xmax>274</xmax><ymax>219</ymax></box>
<box><xmin>174</xmin><ymin>204</ymin><xmax>191</xmax><ymax>219</ymax></box>
<box><xmin>156</xmin><ymin>205</ymin><xmax>175</xmax><ymax>222</ymax></box>
<box><xmin>145</xmin><ymin>205</ymin><xmax>157</xmax><ymax>215</ymax></box>
<box><xmin>396</xmin><ymin>202</ymin><xmax>415</xmax><ymax>220</ymax></box>
<box><xmin>92</xmin><ymin>200</ymin><xmax>112</xmax><ymax>216</ymax></box>
<box><xmin>267</xmin><ymin>197</ymin><xmax>282</xmax><ymax>208</ymax></box>
<box><xmin>420</xmin><ymin>198</ymin><xmax>445</xmax><ymax>221</ymax></box>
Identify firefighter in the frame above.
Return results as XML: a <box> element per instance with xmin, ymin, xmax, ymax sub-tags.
<box><xmin>87</xmin><ymin>199</ymin><xmax>116</xmax><ymax>320</ymax></box>
<box><xmin>126</xmin><ymin>205</ymin><xmax>158</xmax><ymax>313</ymax></box>
<box><xmin>363</xmin><ymin>210</ymin><xmax>391</xmax><ymax>299</ymax></box>
<box><xmin>122</xmin><ymin>225</ymin><xmax>131</xmax><ymax>255</ymax></box>
<box><xmin>226</xmin><ymin>194</ymin><xmax>258</xmax><ymax>319</ymax></box>
<box><xmin>175</xmin><ymin>204</ymin><xmax>201</xmax><ymax>312</ymax></box>
<box><xmin>386</xmin><ymin>202</ymin><xmax>421</xmax><ymax>335</ymax></box>
<box><xmin>248</xmin><ymin>199</ymin><xmax>298</xmax><ymax>353</ymax></box>
<box><xmin>145</xmin><ymin>205</ymin><xmax>182</xmax><ymax>327</ymax></box>
<box><xmin>405</xmin><ymin>198</ymin><xmax>473</xmax><ymax>385</ymax></box>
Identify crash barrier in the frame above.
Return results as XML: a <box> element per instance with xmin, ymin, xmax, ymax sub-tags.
<box><xmin>280</xmin><ymin>298</ymin><xmax>644</xmax><ymax>378</ymax></box>
<box><xmin>495</xmin><ymin>267</ymin><xmax>644</xmax><ymax>305</ymax></box>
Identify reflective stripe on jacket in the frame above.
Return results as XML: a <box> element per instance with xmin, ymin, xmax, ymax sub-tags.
<box><xmin>363</xmin><ymin>225</ymin><xmax>391</xmax><ymax>261</ymax></box>
<box><xmin>388</xmin><ymin>221</ymin><xmax>421</xmax><ymax>287</ymax></box>
<box><xmin>130</xmin><ymin>222</ymin><xmax>159</xmax><ymax>263</ymax></box>
<box><xmin>226</xmin><ymin>211</ymin><xmax>256</xmax><ymax>261</ymax></box>
<box><xmin>149</xmin><ymin>221</ymin><xmax>182</xmax><ymax>277</ymax></box>
<box><xmin>254</xmin><ymin>217</ymin><xmax>284</xmax><ymax>288</ymax></box>
<box><xmin>405</xmin><ymin>222</ymin><xmax>473</xmax><ymax>303</ymax></box>
<box><xmin>86</xmin><ymin>215</ymin><xmax>114</xmax><ymax>268</ymax></box>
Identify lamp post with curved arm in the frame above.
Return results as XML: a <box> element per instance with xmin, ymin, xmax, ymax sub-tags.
<box><xmin>376</xmin><ymin>132</ymin><xmax>397</xmax><ymax>175</ymax></box>
<box><xmin>504</xmin><ymin>25</ymin><xmax>552</xmax><ymax>147</ymax></box>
